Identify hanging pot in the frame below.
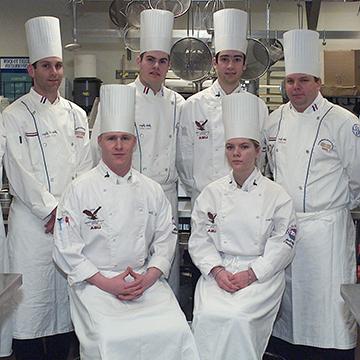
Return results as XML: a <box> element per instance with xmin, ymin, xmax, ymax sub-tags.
<box><xmin>148</xmin><ymin>0</ymin><xmax>191</xmax><ymax>18</ymax></box>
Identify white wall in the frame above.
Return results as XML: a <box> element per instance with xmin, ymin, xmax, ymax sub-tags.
<box><xmin>1</xmin><ymin>0</ymin><xmax>360</xmax><ymax>85</ymax></box>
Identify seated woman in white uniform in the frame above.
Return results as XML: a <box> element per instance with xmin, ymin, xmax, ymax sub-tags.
<box><xmin>189</xmin><ymin>92</ymin><xmax>297</xmax><ymax>360</ymax></box>
<box><xmin>53</xmin><ymin>84</ymin><xmax>200</xmax><ymax>360</ymax></box>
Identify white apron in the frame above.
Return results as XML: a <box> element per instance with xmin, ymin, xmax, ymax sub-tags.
<box><xmin>70</xmin><ymin>274</ymin><xmax>198</xmax><ymax>360</ymax></box>
<box><xmin>193</xmin><ymin>255</ymin><xmax>284</xmax><ymax>360</ymax></box>
<box><xmin>273</xmin><ymin>207</ymin><xmax>357</xmax><ymax>349</ymax></box>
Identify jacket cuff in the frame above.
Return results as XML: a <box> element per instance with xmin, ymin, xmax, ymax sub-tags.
<box><xmin>250</xmin><ymin>256</ymin><xmax>273</xmax><ymax>283</ymax></box>
<box><xmin>148</xmin><ymin>256</ymin><xmax>172</xmax><ymax>278</ymax></box>
<box><xmin>67</xmin><ymin>260</ymin><xmax>99</xmax><ymax>286</ymax></box>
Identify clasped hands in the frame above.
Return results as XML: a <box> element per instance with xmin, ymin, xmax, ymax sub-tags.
<box><xmin>88</xmin><ymin>266</ymin><xmax>162</xmax><ymax>301</ymax></box>
<box><xmin>211</xmin><ymin>266</ymin><xmax>257</xmax><ymax>293</ymax></box>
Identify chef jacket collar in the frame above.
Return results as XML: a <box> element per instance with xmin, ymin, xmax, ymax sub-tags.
<box><xmin>229</xmin><ymin>167</ymin><xmax>261</xmax><ymax>192</ymax></box>
<box><xmin>211</xmin><ymin>79</ymin><xmax>243</xmax><ymax>98</ymax></box>
<box><xmin>290</xmin><ymin>92</ymin><xmax>324</xmax><ymax>115</ymax></box>
<box><xmin>29</xmin><ymin>87</ymin><xmax>60</xmax><ymax>105</ymax></box>
<box><xmin>98</xmin><ymin>160</ymin><xmax>134</xmax><ymax>185</ymax></box>
<box><xmin>135</xmin><ymin>76</ymin><xmax>164</xmax><ymax>97</ymax></box>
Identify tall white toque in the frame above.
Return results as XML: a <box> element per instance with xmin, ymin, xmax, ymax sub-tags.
<box><xmin>100</xmin><ymin>84</ymin><xmax>136</xmax><ymax>136</ymax></box>
<box><xmin>25</xmin><ymin>16</ymin><xmax>63</xmax><ymax>64</ymax></box>
<box><xmin>214</xmin><ymin>8</ymin><xmax>248</xmax><ymax>55</ymax></box>
<box><xmin>283</xmin><ymin>29</ymin><xmax>321</xmax><ymax>77</ymax></box>
<box><xmin>222</xmin><ymin>92</ymin><xmax>260</xmax><ymax>143</ymax></box>
<box><xmin>140</xmin><ymin>9</ymin><xmax>174</xmax><ymax>54</ymax></box>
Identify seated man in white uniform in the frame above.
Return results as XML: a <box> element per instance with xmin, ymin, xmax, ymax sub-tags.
<box><xmin>189</xmin><ymin>92</ymin><xmax>296</xmax><ymax>360</ymax></box>
<box><xmin>177</xmin><ymin>8</ymin><xmax>268</xmax><ymax>204</ymax></box>
<box><xmin>53</xmin><ymin>84</ymin><xmax>200</xmax><ymax>360</ymax></box>
<box><xmin>265</xmin><ymin>30</ymin><xmax>360</xmax><ymax>360</ymax></box>
<box><xmin>91</xmin><ymin>9</ymin><xmax>184</xmax><ymax>297</ymax></box>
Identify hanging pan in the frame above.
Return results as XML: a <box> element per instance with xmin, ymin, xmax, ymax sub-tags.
<box><xmin>170</xmin><ymin>37</ymin><xmax>212</xmax><ymax>82</ymax></box>
<box><xmin>109</xmin><ymin>0</ymin><xmax>128</xmax><ymax>29</ymax></box>
<box><xmin>170</xmin><ymin>2</ymin><xmax>212</xmax><ymax>82</ymax></box>
<box><xmin>126</xmin><ymin>0</ymin><xmax>150</xmax><ymax>28</ymax></box>
<box><xmin>241</xmin><ymin>38</ymin><xmax>270</xmax><ymax>81</ymax></box>
<box><xmin>149</xmin><ymin>0</ymin><xmax>191</xmax><ymax>18</ymax></box>
<box><xmin>123</xmin><ymin>26</ymin><xmax>141</xmax><ymax>52</ymax></box>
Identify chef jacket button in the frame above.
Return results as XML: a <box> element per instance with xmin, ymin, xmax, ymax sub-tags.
<box><xmin>306</xmin><ymin>150</ymin><xmax>309</xmax><ymax>154</ymax></box>
<box><xmin>50</xmin><ymin>178</ymin><xmax>54</xmax><ymax>182</ymax></box>
<box><xmin>256</xmin><ymin>216</ymin><xmax>260</xmax><ymax>219</ymax></box>
<box><xmin>139</xmin><ymin>208</ymin><xmax>143</xmax><ymax>213</ymax></box>
<box><xmin>109</xmin><ymin>212</ymin><xmax>112</xmax><ymax>216</ymax></box>
<box><xmin>165</xmin><ymin>168</ymin><xmax>168</xmax><ymax>171</ymax></box>
<box><xmin>169</xmin><ymin>134</ymin><xmax>172</xmax><ymax>138</ymax></box>
<box><xmin>140</xmin><ymin>134</ymin><xmax>144</xmax><ymax>137</ymax></box>
<box><xmin>299</xmin><ymin>186</ymin><xmax>303</xmax><ymax>190</ymax></box>
<box><xmin>43</xmin><ymin>142</ymin><xmax>47</xmax><ymax>147</ymax></box>
<box><xmin>71</xmin><ymin>142</ymin><xmax>74</xmax><ymax>146</ymax></box>
<box><xmin>317</xmin><ymin>116</ymin><xmax>320</xmax><ymax>120</ymax></box>
<box><xmin>72</xmin><ymin>176</ymin><xmax>75</xmax><ymax>180</ymax></box>
<box><xmin>276</xmin><ymin>149</ymin><xmax>279</xmax><ymax>152</ymax></box>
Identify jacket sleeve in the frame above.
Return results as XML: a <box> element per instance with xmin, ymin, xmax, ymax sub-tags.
<box><xmin>250</xmin><ymin>188</ymin><xmax>297</xmax><ymax>282</ymax></box>
<box><xmin>3</xmin><ymin>109</ymin><xmax>58</xmax><ymax>219</ymax></box>
<box><xmin>53</xmin><ymin>184</ymin><xmax>99</xmax><ymax>286</ymax></box>
<box><xmin>90</xmin><ymin>108</ymin><xmax>102</xmax><ymax>166</ymax></box>
<box><xmin>176</xmin><ymin>99</ymin><xmax>195</xmax><ymax>197</ymax></box>
<box><xmin>73</xmin><ymin>106</ymin><xmax>93</xmax><ymax>176</ymax></box>
<box><xmin>336</xmin><ymin>114</ymin><xmax>360</xmax><ymax>209</ymax></box>
<box><xmin>188</xmin><ymin>188</ymin><xmax>223</xmax><ymax>277</ymax></box>
<box><xmin>147</xmin><ymin>186</ymin><xmax>177</xmax><ymax>278</ymax></box>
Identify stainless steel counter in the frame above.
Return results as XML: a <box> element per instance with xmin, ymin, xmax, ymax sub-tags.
<box><xmin>0</xmin><ymin>273</ymin><xmax>22</xmax><ymax>306</ymax></box>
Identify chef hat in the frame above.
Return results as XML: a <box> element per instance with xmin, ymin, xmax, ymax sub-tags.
<box><xmin>284</xmin><ymin>29</ymin><xmax>320</xmax><ymax>77</ymax></box>
<box><xmin>140</xmin><ymin>9</ymin><xmax>174</xmax><ymax>54</ymax></box>
<box><xmin>99</xmin><ymin>84</ymin><xmax>135</xmax><ymax>136</ymax></box>
<box><xmin>222</xmin><ymin>92</ymin><xmax>260</xmax><ymax>143</ymax></box>
<box><xmin>25</xmin><ymin>16</ymin><xmax>63</xmax><ymax>64</ymax></box>
<box><xmin>214</xmin><ymin>9</ymin><xmax>248</xmax><ymax>55</ymax></box>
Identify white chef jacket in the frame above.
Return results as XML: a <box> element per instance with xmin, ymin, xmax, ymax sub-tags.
<box><xmin>177</xmin><ymin>80</ymin><xmax>269</xmax><ymax>202</ymax></box>
<box><xmin>53</xmin><ymin>162</ymin><xmax>200</xmax><ymax>360</ymax></box>
<box><xmin>3</xmin><ymin>88</ymin><xmax>92</xmax><ymax>339</ymax></box>
<box><xmin>265</xmin><ymin>92</ymin><xmax>360</xmax><ymax>349</ymax></box>
<box><xmin>189</xmin><ymin>168</ymin><xmax>296</xmax><ymax>360</ymax></box>
<box><xmin>0</xmin><ymin>114</ymin><xmax>12</xmax><ymax>357</ymax></box>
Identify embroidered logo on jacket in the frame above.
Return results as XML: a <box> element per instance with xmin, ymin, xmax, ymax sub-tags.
<box><xmin>83</xmin><ymin>206</ymin><xmax>104</xmax><ymax>230</ymax></box>
<box><xmin>352</xmin><ymin>124</ymin><xmax>360</xmax><ymax>137</ymax></box>
<box><xmin>318</xmin><ymin>139</ymin><xmax>334</xmax><ymax>152</ymax></box>
<box><xmin>206</xmin><ymin>212</ymin><xmax>217</xmax><ymax>233</ymax></box>
<box><xmin>42</xmin><ymin>130</ymin><xmax>58</xmax><ymax>138</ymax></box>
<box><xmin>25</xmin><ymin>131</ymin><xmax>38</xmax><ymax>137</ymax></box>
<box><xmin>284</xmin><ymin>225</ymin><xmax>296</xmax><ymax>248</ymax></box>
<box><xmin>195</xmin><ymin>120</ymin><xmax>209</xmax><ymax>140</ymax></box>
<box><xmin>75</xmin><ymin>126</ymin><xmax>86</xmax><ymax>139</ymax></box>
<box><xmin>83</xmin><ymin>206</ymin><xmax>102</xmax><ymax>220</ymax></box>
